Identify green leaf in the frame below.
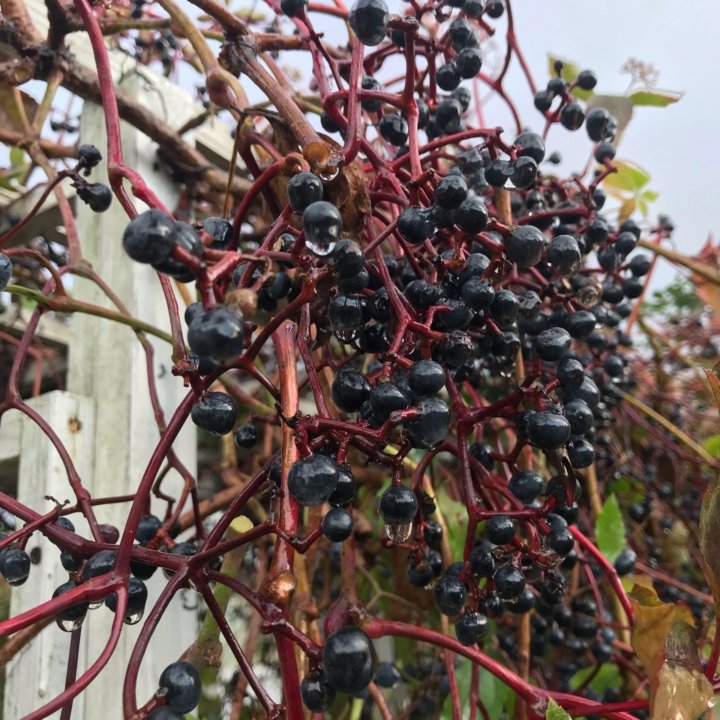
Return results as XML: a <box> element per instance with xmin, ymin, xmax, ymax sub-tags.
<box><xmin>641</xmin><ymin>189</ymin><xmax>659</xmax><ymax>202</ymax></box>
<box><xmin>546</xmin><ymin>54</ymin><xmax>592</xmax><ymax>100</ymax></box>
<box><xmin>603</xmin><ymin>160</ymin><xmax>651</xmax><ymax>193</ymax></box>
<box><xmin>595</xmin><ymin>494</ymin><xmax>625</xmax><ymax>564</ymax></box>
<box><xmin>703</xmin><ymin>435</ymin><xmax>720</xmax><ymax>459</ymax></box>
<box><xmin>570</xmin><ymin>663</ymin><xmax>622</xmax><ymax>696</ymax></box>
<box><xmin>546</xmin><ymin>698</ymin><xmax>572</xmax><ymax>720</ymax></box>
<box><xmin>442</xmin><ymin>662</ymin><xmax>516</xmax><ymax>720</ymax></box>
<box><xmin>9</xmin><ymin>147</ymin><xmax>24</xmax><ymax>167</ymax></box>
<box><xmin>629</xmin><ymin>90</ymin><xmax>683</xmax><ymax>107</ymax></box>
<box><xmin>436</xmin><ymin>487</ymin><xmax>467</xmax><ymax>561</ymax></box>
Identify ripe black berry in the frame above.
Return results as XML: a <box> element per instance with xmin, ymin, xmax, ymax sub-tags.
<box><xmin>455</xmin><ymin>611</ymin><xmax>488</xmax><ymax>645</ymax></box>
<box><xmin>508</xmin><ymin>471</ymin><xmax>543</xmax><ymax>502</ymax></box>
<box><xmin>456</xmin><ymin>47</ymin><xmax>482</xmax><ymax>79</ymax></box>
<box><xmin>122</xmin><ymin>209</ymin><xmax>175</xmax><ymax>264</ymax></box>
<box><xmin>494</xmin><ymin>566</ymin><xmax>525</xmax><ymax>599</ymax></box>
<box><xmin>526</xmin><ymin>411</ymin><xmax>572</xmax><ymax>450</ymax></box>
<box><xmin>153</xmin><ymin>221</ymin><xmax>202</xmax><ymax>281</ymax></box>
<box><xmin>136</xmin><ymin>514</ymin><xmax>162</xmax><ymax>544</ymax></box>
<box><xmin>288</xmin><ymin>172</ymin><xmax>324</xmax><ymax>213</ymax></box>
<box><xmin>614</xmin><ymin>547</ymin><xmax>637</xmax><ymax>576</ymax></box>
<box><xmin>187</xmin><ymin>306</ymin><xmax>245</xmax><ymax>361</ymax></box>
<box><xmin>408</xmin><ymin>360</ymin><xmax>446</xmax><ymax>396</ymax></box>
<box><xmin>301</xmin><ymin>671</ymin><xmax>336</xmax><ymax>711</ymax></box>
<box><xmin>375</xmin><ymin>662</ymin><xmax>401</xmax><ymax>688</ymax></box>
<box><xmin>514</xmin><ymin>131</ymin><xmax>545</xmax><ymax>163</ymax></box>
<box><xmin>486</xmin><ymin>514</ymin><xmax>515</xmax><ymax>544</ymax></box>
<box><xmin>349</xmin><ymin>0</ymin><xmax>389</xmax><ymax>46</ymax></box>
<box><xmin>280</xmin><ymin>0</ymin><xmax>306</xmax><ymax>15</ymax></box>
<box><xmin>288</xmin><ymin>455</ymin><xmax>340</xmax><ymax>506</ymax></box>
<box><xmin>191</xmin><ymin>392</ymin><xmax>237</xmax><ymax>435</ymax></box>
<box><xmin>323</xmin><ymin>627</ymin><xmax>375</xmax><ymax>693</ymax></box>
<box><xmin>534</xmin><ymin>327</ymin><xmax>572</xmax><ymax>361</ymax></box>
<box><xmin>455</xmin><ymin>197</ymin><xmax>489</xmax><ymax>233</ymax></box>
<box><xmin>159</xmin><ymin>661</ymin><xmax>201</xmax><ymax>714</ymax></box>
<box><xmin>398</xmin><ymin>206</ymin><xmax>436</xmax><ymax>244</ymax></box>
<box><xmin>0</xmin><ymin>253</ymin><xmax>11</xmax><ymax>292</ymax></box>
<box><xmin>434</xmin><ymin>574</ymin><xmax>467</xmax><ymax>615</ymax></box>
<box><xmin>559</xmin><ymin>102</ymin><xmax>585</xmax><ymax>131</ymax></box>
<box><xmin>379</xmin><ymin>113</ymin><xmax>409</xmax><ymax>146</ymax></box>
<box><xmin>436</xmin><ymin>63</ymin><xmax>461</xmax><ymax>91</ymax></box>
<box><xmin>53</xmin><ymin>581</ymin><xmax>89</xmax><ymax>629</ymax></box>
<box><xmin>379</xmin><ymin>485</ymin><xmax>418</xmax><ymax>524</ymax></box>
<box><xmin>332</xmin><ymin>368</ymin><xmax>371</xmax><ymax>413</ymax></box>
<box><xmin>548</xmin><ymin>235</ymin><xmax>581</xmax><ymax>276</ymax></box>
<box><xmin>563</xmin><ymin>399</ymin><xmax>594</xmax><ymax>435</ymax></box>
<box><xmin>576</xmin><ymin>69</ymin><xmax>597</xmax><ymax>90</ymax></box>
<box><xmin>406</xmin><ymin>396</ymin><xmax>451</xmax><ymax>449</ymax></box>
<box><xmin>81</xmin><ymin>550</ymin><xmax>116</xmax><ymax>581</ymax></box>
<box><xmin>234</xmin><ymin>423</ymin><xmax>259</xmax><ymax>448</ymax></box>
<box><xmin>504</xmin><ymin>225</ymin><xmax>545</xmax><ymax>268</ymax></box>
<box><xmin>322</xmin><ymin>507</ymin><xmax>353</xmax><ymax>542</ymax></box>
<box><xmin>585</xmin><ymin>107</ymin><xmax>615</xmax><ymax>142</ymax></box>
<box><xmin>303</xmin><ymin>201</ymin><xmax>343</xmax><ymax>256</ymax></box>
<box><xmin>435</xmin><ymin>175</ymin><xmax>468</xmax><ymax>210</ymax></box>
<box><xmin>105</xmin><ymin>577</ymin><xmax>148</xmax><ymax>624</ymax></box>
<box><xmin>360</xmin><ymin>76</ymin><xmax>382</xmax><ymax>112</ymax></box>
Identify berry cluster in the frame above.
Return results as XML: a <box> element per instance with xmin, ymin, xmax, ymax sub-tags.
<box><xmin>0</xmin><ymin>0</ymin><xmax>712</xmax><ymax>718</ymax></box>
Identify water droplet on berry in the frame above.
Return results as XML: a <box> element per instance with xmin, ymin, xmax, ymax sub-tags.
<box><xmin>88</xmin><ymin>600</ymin><xmax>104</xmax><ymax>610</ymax></box>
<box><xmin>305</xmin><ymin>237</ymin><xmax>337</xmax><ymax>257</ymax></box>
<box><xmin>125</xmin><ymin>608</ymin><xmax>144</xmax><ymax>625</ymax></box>
<box><xmin>384</xmin><ymin>522</ymin><xmax>413</xmax><ymax>543</ymax></box>
<box><xmin>576</xmin><ymin>282</ymin><xmax>602</xmax><ymax>308</ymax></box>
<box><xmin>56</xmin><ymin>616</ymin><xmax>84</xmax><ymax>632</ymax></box>
<box><xmin>334</xmin><ymin>327</ymin><xmax>358</xmax><ymax>343</ymax></box>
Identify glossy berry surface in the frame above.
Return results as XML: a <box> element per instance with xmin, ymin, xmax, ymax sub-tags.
<box><xmin>187</xmin><ymin>306</ymin><xmax>244</xmax><ymax>361</ymax></box>
<box><xmin>122</xmin><ymin>209</ymin><xmax>175</xmax><ymax>264</ymax></box>
<box><xmin>287</xmin><ymin>172</ymin><xmax>324</xmax><ymax>213</ymax></box>
<box><xmin>322</xmin><ymin>627</ymin><xmax>375</xmax><ymax>694</ymax></box>
<box><xmin>434</xmin><ymin>574</ymin><xmax>467</xmax><ymax>615</ymax></box>
<box><xmin>191</xmin><ymin>392</ymin><xmax>237</xmax><ymax>435</ymax></box>
<box><xmin>322</xmin><ymin>507</ymin><xmax>353</xmax><ymax>542</ymax></box>
<box><xmin>159</xmin><ymin>661</ymin><xmax>201</xmax><ymax>714</ymax></box>
<box><xmin>301</xmin><ymin>671</ymin><xmax>336</xmax><ymax>711</ymax></box>
<box><xmin>349</xmin><ymin>0</ymin><xmax>389</xmax><ymax>45</ymax></box>
<box><xmin>379</xmin><ymin>485</ymin><xmax>418</xmax><ymax>524</ymax></box>
<box><xmin>288</xmin><ymin>455</ymin><xmax>340</xmax><ymax>506</ymax></box>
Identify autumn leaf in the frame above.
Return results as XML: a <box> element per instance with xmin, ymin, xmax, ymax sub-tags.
<box><xmin>630</xmin><ymin>584</ymin><xmax>715</xmax><ymax>720</ymax></box>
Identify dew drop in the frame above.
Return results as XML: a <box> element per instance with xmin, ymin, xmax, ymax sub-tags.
<box><xmin>124</xmin><ymin>609</ymin><xmax>144</xmax><ymax>625</ymax></box>
<box><xmin>305</xmin><ymin>237</ymin><xmax>337</xmax><ymax>257</ymax></box>
<box><xmin>334</xmin><ymin>327</ymin><xmax>358</xmax><ymax>344</ymax></box>
<box><xmin>384</xmin><ymin>522</ymin><xmax>413</xmax><ymax>543</ymax></box>
<box><xmin>88</xmin><ymin>600</ymin><xmax>103</xmax><ymax>610</ymax></box>
<box><xmin>56</xmin><ymin>616</ymin><xmax>84</xmax><ymax>633</ymax></box>
<box><xmin>576</xmin><ymin>282</ymin><xmax>602</xmax><ymax>308</ymax></box>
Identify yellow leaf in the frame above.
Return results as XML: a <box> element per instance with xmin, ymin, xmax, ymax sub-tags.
<box><xmin>629</xmin><ymin>584</ymin><xmax>676</xmax><ymax>675</ymax></box>
<box><xmin>651</xmin><ymin>663</ymin><xmax>714</xmax><ymax>720</ymax></box>
<box><xmin>619</xmin><ymin>197</ymin><xmax>637</xmax><ymax>222</ymax></box>
<box><xmin>230</xmin><ymin>516</ymin><xmax>254</xmax><ymax>534</ymax></box>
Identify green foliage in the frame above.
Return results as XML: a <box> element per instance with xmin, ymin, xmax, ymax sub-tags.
<box><xmin>546</xmin><ymin>698</ymin><xmax>573</xmax><ymax>720</ymax></box>
<box><xmin>628</xmin><ymin>89</ymin><xmax>683</xmax><ymax>107</ymax></box>
<box><xmin>570</xmin><ymin>663</ymin><xmax>623</xmax><ymax>696</ymax></box>
<box><xmin>442</xmin><ymin>661</ymin><xmax>516</xmax><ymax>720</ymax></box>
<box><xmin>606</xmin><ymin>475</ymin><xmax>646</xmax><ymax>505</ymax></box>
<box><xmin>595</xmin><ymin>494</ymin><xmax>625</xmax><ymax>564</ymax></box>
<box><xmin>703</xmin><ymin>435</ymin><xmax>720</xmax><ymax>459</ymax></box>
<box><xmin>643</xmin><ymin>276</ymin><xmax>704</xmax><ymax>317</ymax></box>
<box><xmin>436</xmin><ymin>486</ymin><xmax>467</xmax><ymax>561</ymax></box>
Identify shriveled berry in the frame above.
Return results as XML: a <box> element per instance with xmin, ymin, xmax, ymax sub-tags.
<box><xmin>435</xmin><ymin>175</ymin><xmax>468</xmax><ymax>209</ymax></box>
<box><xmin>77</xmin><ymin>182</ymin><xmax>112</xmax><ymax>212</ymax></box>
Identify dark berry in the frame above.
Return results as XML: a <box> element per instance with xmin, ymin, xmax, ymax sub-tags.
<box><xmin>187</xmin><ymin>306</ymin><xmax>245</xmax><ymax>361</ymax></box>
<box><xmin>234</xmin><ymin>424</ymin><xmax>259</xmax><ymax>448</ymax></box>
<box><xmin>328</xmin><ymin>465</ymin><xmax>356</xmax><ymax>507</ymax></box>
<box><xmin>563</xmin><ymin>399</ymin><xmax>594</xmax><ymax>435</ymax></box>
<box><xmin>349</xmin><ymin>0</ymin><xmax>389</xmax><ymax>45</ymax></box>
<box><xmin>423</xmin><ymin>521</ymin><xmax>443</xmax><ymax>549</ymax></box>
<box><xmin>81</xmin><ymin>550</ymin><xmax>116</xmax><ymax>581</ymax></box>
<box><xmin>558</xmin><ymin>357</ymin><xmax>585</xmax><ymax>393</ymax></box>
<box><xmin>360</xmin><ymin>76</ymin><xmax>382</xmax><ymax>112</ymax></box>
<box><xmin>533</xmin><ymin>327</ymin><xmax>572</xmax><ymax>361</ymax></box>
<box><xmin>559</xmin><ymin>102</ymin><xmax>585</xmax><ymax>131</ymax></box>
<box><xmin>136</xmin><ymin>514</ymin><xmax>162</xmax><ymax>544</ymax></box>
<box><xmin>288</xmin><ymin>455</ymin><xmax>340</xmax><ymax>506</ymax></box>
<box><xmin>105</xmin><ymin>577</ymin><xmax>148</xmax><ymax>623</ymax></box>
<box><xmin>577</xmin><ymin>70</ymin><xmax>597</xmax><ymax>90</ymax></box>
<box><xmin>514</xmin><ymin>131</ymin><xmax>545</xmax><ymax>163</ymax></box>
<box><xmin>77</xmin><ymin>143</ymin><xmax>102</xmax><ymax>169</ymax></box>
<box><xmin>508</xmin><ymin>471</ymin><xmax>543</xmax><ymax>502</ymax></box>
<box><xmin>548</xmin><ymin>235</ymin><xmax>581</xmax><ymax>275</ymax></box>
<box><xmin>435</xmin><ymin>175</ymin><xmax>468</xmax><ymax>210</ymax></box>
<box><xmin>323</xmin><ymin>627</ymin><xmax>375</xmax><ymax>693</ymax></box>
<box><xmin>322</xmin><ymin>507</ymin><xmax>353</xmax><ymax>542</ymax></box>
<box><xmin>53</xmin><ymin>580</ymin><xmax>89</xmax><ymax>624</ymax></box>
<box><xmin>494</xmin><ymin>566</ymin><xmax>525</xmax><ymax>599</ymax></box>
<box><xmin>280</xmin><ymin>0</ymin><xmax>306</xmax><ymax>15</ymax></box>
<box><xmin>405</xmin><ymin>396</ymin><xmax>451</xmax><ymax>449</ymax></box>
<box><xmin>437</xmin><ymin>63</ymin><xmax>461</xmax><ymax>91</ymax></box>
<box><xmin>614</xmin><ymin>547</ymin><xmax>637</xmax><ymax>576</ymax></box>
<box><xmin>455</xmin><ymin>612</ymin><xmax>488</xmax><ymax>645</ymax></box>
<box><xmin>288</xmin><ymin>172</ymin><xmax>324</xmax><ymax>213</ymax></box>
<box><xmin>301</xmin><ymin>671</ymin><xmax>336</xmax><ymax>711</ymax></box>
<box><xmin>456</xmin><ymin>47</ymin><xmax>482</xmax><ymax>79</ymax></box>
<box><xmin>398</xmin><ymin>207</ymin><xmax>436</xmax><ymax>244</ymax></box>
<box><xmin>379</xmin><ymin>114</ymin><xmax>409</xmax><ymax>146</ymax></box>
<box><xmin>434</xmin><ymin>574</ymin><xmax>467</xmax><ymax>615</ymax></box>
<box><xmin>511</xmin><ymin>156</ymin><xmax>538</xmax><ymax>189</ymax></box>
<box><xmin>302</xmin><ymin>201</ymin><xmax>343</xmax><ymax>257</ymax></box>
<box><xmin>379</xmin><ymin>485</ymin><xmax>418</xmax><ymax>524</ymax></box>
<box><xmin>526</xmin><ymin>411</ymin><xmax>571</xmax><ymax>449</ymax></box>
<box><xmin>455</xmin><ymin>197</ymin><xmax>489</xmax><ymax>233</ymax></box>
<box><xmin>332</xmin><ymin>368</ymin><xmax>371</xmax><ymax>413</ymax></box>
<box><xmin>586</xmin><ymin>107</ymin><xmax>615</xmax><ymax>142</ymax></box>
<box><xmin>191</xmin><ymin>392</ymin><xmax>236</xmax><ymax>435</ymax></box>
<box><xmin>375</xmin><ymin>662</ymin><xmax>401</xmax><ymax>688</ymax></box>
<box><xmin>486</xmin><ymin>514</ymin><xmax>515</xmax><ymax>545</ymax></box>
<box><xmin>408</xmin><ymin>360</ymin><xmax>445</xmax><ymax>396</ymax></box>
<box><xmin>203</xmin><ymin>217</ymin><xmax>232</xmax><ymax>249</ymax></box>
<box><xmin>159</xmin><ymin>661</ymin><xmax>201</xmax><ymax>714</ymax></box>
<box><xmin>77</xmin><ymin>182</ymin><xmax>112</xmax><ymax>213</ymax></box>
<box><xmin>504</xmin><ymin>225</ymin><xmax>545</xmax><ymax>268</ymax></box>
<box><xmin>461</xmin><ymin>277</ymin><xmax>495</xmax><ymax>310</ymax></box>
<box><xmin>122</xmin><ymin>209</ymin><xmax>175</xmax><ymax>264</ymax></box>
